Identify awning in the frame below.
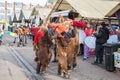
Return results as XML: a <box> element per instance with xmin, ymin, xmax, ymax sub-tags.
<box><xmin>48</xmin><ymin>0</ymin><xmax>120</xmax><ymax>19</ymax></box>
<box><xmin>50</xmin><ymin>9</ymin><xmax>71</xmax><ymax>17</ymax></box>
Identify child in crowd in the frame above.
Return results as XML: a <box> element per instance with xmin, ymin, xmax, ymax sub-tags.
<box><xmin>83</xmin><ymin>23</ymin><xmax>94</xmax><ymax>60</ymax></box>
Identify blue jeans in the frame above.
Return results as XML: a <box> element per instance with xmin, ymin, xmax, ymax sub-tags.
<box><xmin>94</xmin><ymin>44</ymin><xmax>104</xmax><ymax>63</ymax></box>
<box><xmin>24</xmin><ymin>35</ymin><xmax>27</xmax><ymax>44</ymax></box>
<box><xmin>18</xmin><ymin>34</ymin><xmax>24</xmax><ymax>44</ymax></box>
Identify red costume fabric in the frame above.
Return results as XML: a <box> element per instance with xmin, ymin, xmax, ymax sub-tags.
<box><xmin>34</xmin><ymin>31</ymin><xmax>44</xmax><ymax>44</ymax></box>
<box><xmin>30</xmin><ymin>27</ymin><xmax>40</xmax><ymax>36</ymax></box>
<box><xmin>84</xmin><ymin>27</ymin><xmax>94</xmax><ymax>36</ymax></box>
<box><xmin>72</xmin><ymin>20</ymin><xmax>86</xmax><ymax>28</ymax></box>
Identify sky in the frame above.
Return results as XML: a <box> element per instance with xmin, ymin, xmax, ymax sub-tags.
<box><xmin>1</xmin><ymin>0</ymin><xmax>48</xmax><ymax>6</ymax></box>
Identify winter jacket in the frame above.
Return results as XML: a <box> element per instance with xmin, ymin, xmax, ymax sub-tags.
<box><xmin>94</xmin><ymin>27</ymin><xmax>109</xmax><ymax>44</ymax></box>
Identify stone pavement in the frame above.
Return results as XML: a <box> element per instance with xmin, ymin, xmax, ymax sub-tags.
<box><xmin>2</xmin><ymin>34</ymin><xmax>120</xmax><ymax>80</ymax></box>
<box><xmin>0</xmin><ymin>45</ymin><xmax>29</xmax><ymax>80</ymax></box>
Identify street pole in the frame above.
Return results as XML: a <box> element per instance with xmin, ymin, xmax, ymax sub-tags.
<box><xmin>4</xmin><ymin>1</ymin><xmax>7</xmax><ymax>21</ymax></box>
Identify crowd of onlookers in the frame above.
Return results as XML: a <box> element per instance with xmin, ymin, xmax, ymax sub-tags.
<box><xmin>10</xmin><ymin>19</ymin><xmax>120</xmax><ymax>60</ymax></box>
<box><xmin>12</xmin><ymin>25</ymin><xmax>29</xmax><ymax>46</ymax></box>
<box><xmin>78</xmin><ymin>21</ymin><xmax>120</xmax><ymax>65</ymax></box>
<box><xmin>1</xmin><ymin>17</ymin><xmax>120</xmax><ymax>66</ymax></box>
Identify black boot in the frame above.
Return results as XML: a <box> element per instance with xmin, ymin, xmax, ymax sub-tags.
<box><xmin>36</xmin><ymin>64</ymin><xmax>41</xmax><ymax>74</ymax></box>
<box><xmin>73</xmin><ymin>63</ymin><xmax>77</xmax><ymax>68</ymax></box>
<box><xmin>67</xmin><ymin>66</ymin><xmax>71</xmax><ymax>70</ymax></box>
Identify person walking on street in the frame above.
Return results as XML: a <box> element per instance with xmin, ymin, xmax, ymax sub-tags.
<box><xmin>92</xmin><ymin>22</ymin><xmax>109</xmax><ymax>64</ymax></box>
<box><xmin>0</xmin><ymin>29</ymin><xmax>4</xmax><ymax>45</ymax></box>
<box><xmin>18</xmin><ymin>26</ymin><xmax>25</xmax><ymax>46</ymax></box>
<box><xmin>13</xmin><ymin>28</ymin><xmax>18</xmax><ymax>43</ymax></box>
<box><xmin>23</xmin><ymin>26</ymin><xmax>29</xmax><ymax>44</ymax></box>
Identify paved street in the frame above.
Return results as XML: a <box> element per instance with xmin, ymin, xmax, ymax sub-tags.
<box><xmin>0</xmin><ymin>43</ymin><xmax>29</xmax><ymax>80</ymax></box>
<box><xmin>0</xmin><ymin>34</ymin><xmax>120</xmax><ymax>80</ymax></box>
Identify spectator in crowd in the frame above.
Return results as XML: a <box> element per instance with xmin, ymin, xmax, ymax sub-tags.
<box><xmin>116</xmin><ymin>25</ymin><xmax>120</xmax><ymax>41</ymax></box>
<box><xmin>2</xmin><ymin>24</ymin><xmax>5</xmax><ymax>30</ymax></box>
<box><xmin>83</xmin><ymin>23</ymin><xmax>94</xmax><ymax>60</ymax></box>
<box><xmin>23</xmin><ymin>26</ymin><xmax>29</xmax><ymax>44</ymax></box>
<box><xmin>0</xmin><ymin>24</ymin><xmax>5</xmax><ymax>45</ymax></box>
<box><xmin>18</xmin><ymin>26</ymin><xmax>25</xmax><ymax>46</ymax></box>
<box><xmin>13</xmin><ymin>28</ymin><xmax>18</xmax><ymax>43</ymax></box>
<box><xmin>92</xmin><ymin>22</ymin><xmax>109</xmax><ymax>64</ymax></box>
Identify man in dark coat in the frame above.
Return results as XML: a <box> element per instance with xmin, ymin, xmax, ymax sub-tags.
<box><xmin>92</xmin><ymin>22</ymin><xmax>109</xmax><ymax>64</ymax></box>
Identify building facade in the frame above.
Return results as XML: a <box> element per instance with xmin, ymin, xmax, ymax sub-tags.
<box><xmin>0</xmin><ymin>1</ymin><xmax>35</xmax><ymax>22</ymax></box>
<box><xmin>0</xmin><ymin>0</ymin><xmax>56</xmax><ymax>22</ymax></box>
<box><xmin>48</xmin><ymin>0</ymin><xmax>57</xmax><ymax>4</ymax></box>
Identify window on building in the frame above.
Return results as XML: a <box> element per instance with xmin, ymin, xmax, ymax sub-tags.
<box><xmin>7</xmin><ymin>9</ymin><xmax>10</xmax><ymax>14</ymax></box>
<box><xmin>24</xmin><ymin>4</ymin><xmax>27</xmax><ymax>9</ymax></box>
<box><xmin>7</xmin><ymin>3</ymin><xmax>12</xmax><ymax>8</ymax></box>
<box><xmin>16</xmin><ymin>10</ymin><xmax>20</xmax><ymax>13</ymax></box>
<box><xmin>0</xmin><ymin>9</ymin><xmax>5</xmax><ymax>13</ymax></box>
<box><xmin>0</xmin><ymin>2</ymin><xmax>4</xmax><ymax>7</ymax></box>
<box><xmin>15</xmin><ymin>2</ymin><xmax>22</xmax><ymax>8</ymax></box>
<box><xmin>7</xmin><ymin>15</ymin><xmax>11</xmax><ymax>20</ymax></box>
<box><xmin>0</xmin><ymin>15</ymin><xmax>4</xmax><ymax>20</ymax></box>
